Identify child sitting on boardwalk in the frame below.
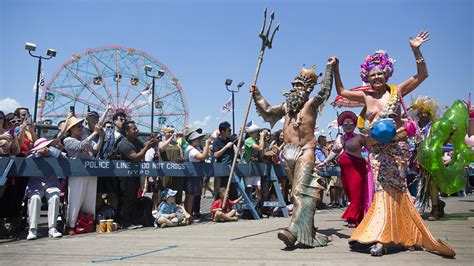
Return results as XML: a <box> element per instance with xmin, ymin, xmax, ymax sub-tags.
<box><xmin>155</xmin><ymin>188</ymin><xmax>189</xmax><ymax>228</ymax></box>
<box><xmin>210</xmin><ymin>187</ymin><xmax>242</xmax><ymax>222</ymax></box>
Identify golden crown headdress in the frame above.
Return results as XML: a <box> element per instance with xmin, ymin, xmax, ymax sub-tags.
<box><xmin>293</xmin><ymin>65</ymin><xmax>319</xmax><ymax>88</ymax></box>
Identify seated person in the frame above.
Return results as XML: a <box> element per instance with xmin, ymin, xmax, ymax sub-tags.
<box><xmin>26</xmin><ymin>138</ymin><xmax>65</xmax><ymax>240</ymax></box>
<box><xmin>210</xmin><ymin>187</ymin><xmax>242</xmax><ymax>222</ymax></box>
<box><xmin>155</xmin><ymin>188</ymin><xmax>190</xmax><ymax>228</ymax></box>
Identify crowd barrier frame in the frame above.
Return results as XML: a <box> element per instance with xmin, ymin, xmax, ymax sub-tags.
<box><xmin>0</xmin><ymin>157</ymin><xmax>289</xmax><ymax>220</ymax></box>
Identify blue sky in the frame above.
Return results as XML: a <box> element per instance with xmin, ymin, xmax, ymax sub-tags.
<box><xmin>0</xmin><ymin>0</ymin><xmax>472</xmax><ymax>137</ymax></box>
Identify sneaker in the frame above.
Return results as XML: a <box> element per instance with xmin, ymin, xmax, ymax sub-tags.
<box><xmin>160</xmin><ymin>223</ymin><xmax>167</xmax><ymax>228</ymax></box>
<box><xmin>170</xmin><ymin>218</ymin><xmax>178</xmax><ymax>223</ymax></box>
<box><xmin>126</xmin><ymin>224</ymin><xmax>139</xmax><ymax>230</ymax></box>
<box><xmin>26</xmin><ymin>229</ymin><xmax>37</xmax><ymax>240</ymax></box>
<box><xmin>48</xmin><ymin>227</ymin><xmax>62</xmax><ymax>238</ymax></box>
<box><xmin>135</xmin><ymin>224</ymin><xmax>143</xmax><ymax>229</ymax></box>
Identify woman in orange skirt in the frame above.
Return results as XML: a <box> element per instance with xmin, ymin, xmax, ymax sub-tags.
<box><xmin>331</xmin><ymin>31</ymin><xmax>455</xmax><ymax>257</ymax></box>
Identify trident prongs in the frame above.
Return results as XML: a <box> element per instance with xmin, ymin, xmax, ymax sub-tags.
<box><xmin>259</xmin><ymin>8</ymin><xmax>268</xmax><ymax>38</ymax></box>
<box><xmin>259</xmin><ymin>9</ymin><xmax>279</xmax><ymax>50</ymax></box>
<box><xmin>268</xmin><ymin>24</ymin><xmax>280</xmax><ymax>49</ymax></box>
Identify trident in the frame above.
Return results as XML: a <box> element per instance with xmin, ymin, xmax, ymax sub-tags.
<box><xmin>223</xmin><ymin>8</ymin><xmax>279</xmax><ymax>208</ymax></box>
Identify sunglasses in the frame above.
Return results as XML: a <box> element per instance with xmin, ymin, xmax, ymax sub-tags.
<box><xmin>342</xmin><ymin>123</ymin><xmax>354</xmax><ymax>127</ymax></box>
<box><xmin>9</xmin><ymin>119</ymin><xmax>21</xmax><ymax>124</ymax></box>
<box><xmin>105</xmin><ymin>126</ymin><xmax>113</xmax><ymax>129</ymax></box>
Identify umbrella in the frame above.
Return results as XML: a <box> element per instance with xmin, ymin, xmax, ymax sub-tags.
<box><xmin>331</xmin><ymin>86</ymin><xmax>371</xmax><ymax>108</ymax></box>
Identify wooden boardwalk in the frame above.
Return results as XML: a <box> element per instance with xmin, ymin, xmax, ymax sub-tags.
<box><xmin>0</xmin><ymin>194</ymin><xmax>473</xmax><ymax>265</ymax></box>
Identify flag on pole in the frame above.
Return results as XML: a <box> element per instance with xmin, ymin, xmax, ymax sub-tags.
<box><xmin>140</xmin><ymin>83</ymin><xmax>153</xmax><ymax>104</ymax></box>
<box><xmin>327</xmin><ymin>119</ymin><xmax>339</xmax><ymax>129</ymax></box>
<box><xmin>33</xmin><ymin>67</ymin><xmax>45</xmax><ymax>94</ymax></box>
<box><xmin>220</xmin><ymin>97</ymin><xmax>232</xmax><ymax>113</ymax></box>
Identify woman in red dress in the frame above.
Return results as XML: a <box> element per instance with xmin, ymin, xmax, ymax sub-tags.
<box><xmin>318</xmin><ymin>111</ymin><xmax>367</xmax><ymax>227</ymax></box>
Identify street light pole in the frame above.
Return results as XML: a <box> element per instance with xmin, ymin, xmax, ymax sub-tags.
<box><xmin>25</xmin><ymin>42</ymin><xmax>56</xmax><ymax>123</ymax></box>
<box><xmin>151</xmin><ymin>77</ymin><xmax>155</xmax><ymax>131</ymax></box>
<box><xmin>145</xmin><ymin>65</ymin><xmax>164</xmax><ymax>133</ymax></box>
<box><xmin>33</xmin><ymin>56</ymin><xmax>42</xmax><ymax>123</ymax></box>
<box><xmin>225</xmin><ymin>79</ymin><xmax>244</xmax><ymax>135</ymax></box>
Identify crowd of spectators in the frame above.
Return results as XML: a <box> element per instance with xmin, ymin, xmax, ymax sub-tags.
<box><xmin>4</xmin><ymin>105</ymin><xmax>467</xmax><ymax>241</ymax></box>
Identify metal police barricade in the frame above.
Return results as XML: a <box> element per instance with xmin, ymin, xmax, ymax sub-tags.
<box><xmin>316</xmin><ymin>164</ymin><xmax>341</xmax><ymax>191</ymax></box>
<box><xmin>0</xmin><ymin>157</ymin><xmax>288</xmax><ymax>220</ymax></box>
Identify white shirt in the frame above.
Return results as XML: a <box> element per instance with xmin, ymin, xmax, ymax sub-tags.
<box><xmin>145</xmin><ymin>147</ymin><xmax>158</xmax><ymax>162</ymax></box>
<box><xmin>185</xmin><ymin>145</ymin><xmax>202</xmax><ymax>162</ymax></box>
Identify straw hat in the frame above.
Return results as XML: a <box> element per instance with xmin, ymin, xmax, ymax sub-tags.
<box><xmin>65</xmin><ymin>116</ymin><xmax>84</xmax><ymax>133</ymax></box>
<box><xmin>31</xmin><ymin>138</ymin><xmax>54</xmax><ymax>151</ymax></box>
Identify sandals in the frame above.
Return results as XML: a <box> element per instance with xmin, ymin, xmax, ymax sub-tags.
<box><xmin>370</xmin><ymin>244</ymin><xmax>385</xmax><ymax>256</ymax></box>
<box><xmin>347</xmin><ymin>223</ymin><xmax>357</xmax><ymax>228</ymax></box>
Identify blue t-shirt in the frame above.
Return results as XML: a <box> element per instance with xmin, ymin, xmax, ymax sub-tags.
<box><xmin>315</xmin><ymin>145</ymin><xmax>326</xmax><ymax>162</ymax></box>
<box><xmin>157</xmin><ymin>201</ymin><xmax>177</xmax><ymax>219</ymax></box>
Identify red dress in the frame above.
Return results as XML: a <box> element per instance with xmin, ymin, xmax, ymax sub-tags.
<box><xmin>338</xmin><ymin>151</ymin><xmax>367</xmax><ymax>225</ymax></box>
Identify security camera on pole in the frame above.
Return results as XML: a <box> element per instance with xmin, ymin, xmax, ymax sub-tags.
<box><xmin>25</xmin><ymin>42</ymin><xmax>56</xmax><ymax>123</ymax></box>
<box><xmin>225</xmin><ymin>79</ymin><xmax>245</xmax><ymax>135</ymax></box>
<box><xmin>144</xmin><ymin>65</ymin><xmax>165</xmax><ymax>132</ymax></box>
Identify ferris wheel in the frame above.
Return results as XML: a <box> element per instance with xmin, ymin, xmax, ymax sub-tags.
<box><xmin>38</xmin><ymin>46</ymin><xmax>189</xmax><ymax>132</ymax></box>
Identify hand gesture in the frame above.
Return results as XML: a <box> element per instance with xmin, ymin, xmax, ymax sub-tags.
<box><xmin>145</xmin><ymin>138</ymin><xmax>158</xmax><ymax>149</ymax></box>
<box><xmin>94</xmin><ymin>124</ymin><xmax>103</xmax><ymax>134</ymax></box>
<box><xmin>249</xmin><ymin>85</ymin><xmax>258</xmax><ymax>93</ymax></box>
<box><xmin>409</xmin><ymin>30</ymin><xmax>430</xmax><ymax>49</ymax></box>
<box><xmin>327</xmin><ymin>56</ymin><xmax>339</xmax><ymax>67</ymax></box>
<box><xmin>316</xmin><ymin>161</ymin><xmax>326</xmax><ymax>170</ymax></box>
<box><xmin>0</xmin><ymin>132</ymin><xmax>12</xmax><ymax>140</ymax></box>
<box><xmin>205</xmin><ymin>138</ymin><xmax>212</xmax><ymax>146</ymax></box>
<box><xmin>67</xmin><ymin>111</ymin><xmax>74</xmax><ymax>119</ymax></box>
<box><xmin>225</xmin><ymin>141</ymin><xmax>234</xmax><ymax>149</ymax></box>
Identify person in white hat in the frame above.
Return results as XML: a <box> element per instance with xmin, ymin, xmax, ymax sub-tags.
<box><xmin>242</xmin><ymin>124</ymin><xmax>268</xmax><ymax>200</ymax></box>
<box><xmin>25</xmin><ymin>138</ymin><xmax>66</xmax><ymax>240</ymax></box>
<box><xmin>63</xmin><ymin>116</ymin><xmax>104</xmax><ymax>235</ymax></box>
<box><xmin>183</xmin><ymin>129</ymin><xmax>211</xmax><ymax>220</ymax></box>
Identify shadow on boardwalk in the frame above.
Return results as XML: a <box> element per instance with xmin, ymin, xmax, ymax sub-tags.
<box><xmin>0</xmin><ymin>195</ymin><xmax>473</xmax><ymax>265</ymax></box>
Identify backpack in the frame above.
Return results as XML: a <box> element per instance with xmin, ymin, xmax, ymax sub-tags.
<box><xmin>137</xmin><ymin>197</ymin><xmax>154</xmax><ymax>227</ymax></box>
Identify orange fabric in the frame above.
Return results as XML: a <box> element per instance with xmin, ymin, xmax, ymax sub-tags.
<box><xmin>349</xmin><ymin>187</ymin><xmax>455</xmax><ymax>257</ymax></box>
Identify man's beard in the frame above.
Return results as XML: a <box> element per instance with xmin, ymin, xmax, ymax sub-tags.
<box><xmin>284</xmin><ymin>90</ymin><xmax>306</xmax><ymax>113</ymax></box>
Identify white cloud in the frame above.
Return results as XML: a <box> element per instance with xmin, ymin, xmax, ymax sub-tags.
<box><xmin>0</xmin><ymin>98</ymin><xmax>22</xmax><ymax>113</ymax></box>
<box><xmin>190</xmin><ymin>115</ymin><xmax>211</xmax><ymax>129</ymax></box>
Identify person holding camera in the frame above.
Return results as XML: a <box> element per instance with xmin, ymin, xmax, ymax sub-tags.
<box><xmin>243</xmin><ymin>124</ymin><xmax>267</xmax><ymax>201</ymax></box>
<box><xmin>96</xmin><ymin>110</ymin><xmax>124</xmax><ymax>215</ymax></box>
<box><xmin>211</xmin><ymin>121</ymin><xmax>239</xmax><ymax>200</ymax></box>
<box><xmin>117</xmin><ymin>121</ymin><xmax>157</xmax><ymax>229</ymax></box>
<box><xmin>159</xmin><ymin>126</ymin><xmax>184</xmax><ymax>204</ymax></box>
<box><xmin>64</xmin><ymin>115</ymin><xmax>105</xmax><ymax>235</ymax></box>
<box><xmin>144</xmin><ymin>132</ymin><xmax>175</xmax><ymax>210</ymax></box>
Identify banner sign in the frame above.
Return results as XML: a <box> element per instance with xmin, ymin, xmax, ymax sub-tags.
<box><xmin>0</xmin><ymin>158</ymin><xmax>286</xmax><ymax>178</ymax></box>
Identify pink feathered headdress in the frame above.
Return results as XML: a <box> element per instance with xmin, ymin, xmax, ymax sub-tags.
<box><xmin>360</xmin><ymin>50</ymin><xmax>395</xmax><ymax>83</ymax></box>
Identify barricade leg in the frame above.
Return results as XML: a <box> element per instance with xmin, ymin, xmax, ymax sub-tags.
<box><xmin>232</xmin><ymin>174</ymin><xmax>260</xmax><ymax>220</ymax></box>
<box><xmin>0</xmin><ymin>158</ymin><xmax>14</xmax><ymax>186</ymax></box>
<box><xmin>270</xmin><ymin>167</ymin><xmax>288</xmax><ymax>217</ymax></box>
